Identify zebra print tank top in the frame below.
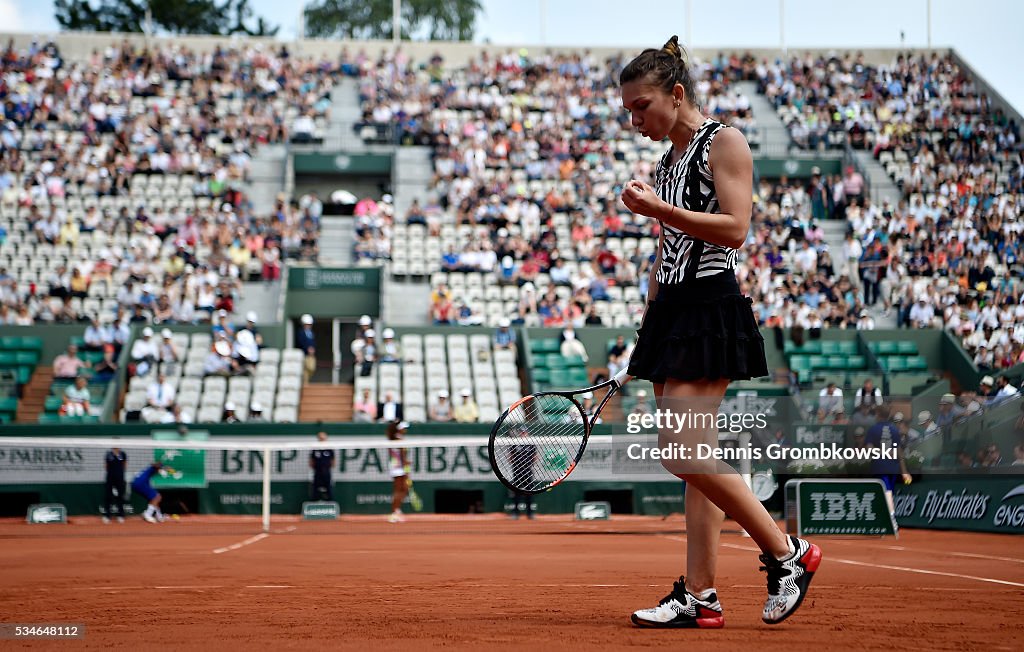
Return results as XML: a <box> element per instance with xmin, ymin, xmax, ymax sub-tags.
<box><xmin>654</xmin><ymin>117</ymin><xmax>739</xmax><ymax>285</ymax></box>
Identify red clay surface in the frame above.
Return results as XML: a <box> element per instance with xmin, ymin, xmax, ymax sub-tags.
<box><xmin>1</xmin><ymin>515</ymin><xmax>1022</xmax><ymax>650</ymax></box>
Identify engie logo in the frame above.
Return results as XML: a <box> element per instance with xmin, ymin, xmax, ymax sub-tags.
<box><xmin>993</xmin><ymin>484</ymin><xmax>1024</xmax><ymax>529</ymax></box>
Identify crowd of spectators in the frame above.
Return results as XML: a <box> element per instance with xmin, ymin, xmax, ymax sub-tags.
<box><xmin>0</xmin><ymin>38</ymin><xmax>334</xmax><ymax>327</ymax></box>
<box><xmin>353</xmin><ymin>47</ymin><xmax>768</xmax><ymax>328</ymax></box>
<box><xmin>755</xmin><ymin>51</ymin><xmax>1023</xmax><ymax>371</ymax></box>
<box><xmin>351</xmin><ymin>46</ymin><xmax>1023</xmax><ymax>373</ymax></box>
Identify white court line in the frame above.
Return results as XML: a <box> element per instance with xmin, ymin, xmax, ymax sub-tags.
<box><xmin>212</xmin><ymin>532</ymin><xmax>269</xmax><ymax>554</ymax></box>
<box><xmin>829</xmin><ymin>558</ymin><xmax>1024</xmax><ymax>588</ymax></box>
<box><xmin>715</xmin><ymin>542</ymin><xmax>1024</xmax><ymax>588</ymax></box>
<box><xmin>826</xmin><ymin>540</ymin><xmax>1024</xmax><ymax>565</ymax></box>
<box><xmin>245</xmin><ymin>585</ymin><xmax>292</xmax><ymax>589</ymax></box>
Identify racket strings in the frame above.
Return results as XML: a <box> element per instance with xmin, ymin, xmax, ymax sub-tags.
<box><xmin>492</xmin><ymin>394</ymin><xmax>587</xmax><ymax>493</ymax></box>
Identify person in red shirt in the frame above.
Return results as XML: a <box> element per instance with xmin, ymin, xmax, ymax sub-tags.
<box><xmin>595</xmin><ymin>247</ymin><xmax>618</xmax><ymax>275</ymax></box>
<box><xmin>604</xmin><ymin>212</ymin><xmax>624</xmax><ymax>236</ymax></box>
<box><xmin>517</xmin><ymin>256</ymin><xmax>540</xmax><ymax>285</ymax></box>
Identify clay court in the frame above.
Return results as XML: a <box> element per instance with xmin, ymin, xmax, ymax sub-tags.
<box><xmin>1</xmin><ymin>516</ymin><xmax>1022</xmax><ymax>650</ymax></box>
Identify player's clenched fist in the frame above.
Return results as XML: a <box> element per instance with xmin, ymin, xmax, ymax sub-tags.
<box><xmin>621</xmin><ymin>180</ymin><xmax>668</xmax><ymax>219</ymax></box>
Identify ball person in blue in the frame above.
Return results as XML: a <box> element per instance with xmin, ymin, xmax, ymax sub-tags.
<box><xmin>131</xmin><ymin>461</ymin><xmax>167</xmax><ymax>523</ymax></box>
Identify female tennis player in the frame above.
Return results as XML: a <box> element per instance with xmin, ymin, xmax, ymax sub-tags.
<box><xmin>386</xmin><ymin>421</ymin><xmax>411</xmax><ymax>523</ymax></box>
<box><xmin>619</xmin><ymin>36</ymin><xmax>821</xmax><ymax>628</ymax></box>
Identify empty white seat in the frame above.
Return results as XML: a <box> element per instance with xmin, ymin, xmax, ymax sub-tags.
<box><xmin>203</xmin><ymin>376</ymin><xmax>227</xmax><ymax>393</ymax></box>
<box><xmin>280</xmin><ymin>360</ymin><xmax>304</xmax><ymax>377</ymax></box>
<box><xmin>251</xmin><ymin>389</ymin><xmax>276</xmax><ymax>409</ymax></box>
<box><xmin>254</xmin><ymin>375</ymin><xmax>278</xmax><ymax>393</ymax></box>
<box><xmin>200</xmin><ymin>392</ymin><xmax>225</xmax><ymax>408</ymax></box>
<box><xmin>425</xmin><ymin>347</ymin><xmax>446</xmax><ymax>363</ymax></box>
<box><xmin>228</xmin><ymin>376</ymin><xmax>252</xmax><ymax>393</ymax></box>
<box><xmin>403</xmin><ymin>390</ymin><xmax>425</xmax><ymax>407</ymax></box>
<box><xmin>275</xmin><ymin>389</ymin><xmax>300</xmax><ymax>407</ymax></box>
<box><xmin>404</xmin><ymin>405</ymin><xmax>427</xmax><ymax>423</ymax></box>
<box><xmin>273</xmin><ymin>406</ymin><xmax>298</xmax><ymax>423</ymax></box>
<box><xmin>447</xmin><ymin>347</ymin><xmax>469</xmax><ymax>363</ymax></box>
<box><xmin>197</xmin><ymin>406</ymin><xmax>223</xmax><ymax>423</ymax></box>
<box><xmin>476</xmin><ymin>390</ymin><xmax>500</xmax><ymax>408</ymax></box>
<box><xmin>256</xmin><ymin>364</ymin><xmax>279</xmax><ymax>379</ymax></box>
<box><xmin>260</xmin><ymin>349</ymin><xmax>281</xmax><ymax>366</ymax></box>
<box><xmin>493</xmin><ymin>349</ymin><xmax>516</xmax><ymax>365</ymax></box>
<box><xmin>277</xmin><ymin>376</ymin><xmax>301</xmax><ymax>392</ymax></box>
<box><xmin>282</xmin><ymin>349</ymin><xmax>305</xmax><ymax>364</ymax></box>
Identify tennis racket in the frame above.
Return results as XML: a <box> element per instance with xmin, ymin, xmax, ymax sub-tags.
<box><xmin>489</xmin><ymin>368</ymin><xmax>631</xmax><ymax>495</ymax></box>
<box><xmin>407</xmin><ymin>479</ymin><xmax>423</xmax><ymax>512</ymax></box>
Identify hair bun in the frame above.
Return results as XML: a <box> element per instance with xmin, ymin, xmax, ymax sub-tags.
<box><xmin>661</xmin><ymin>35</ymin><xmax>682</xmax><ymax>60</ymax></box>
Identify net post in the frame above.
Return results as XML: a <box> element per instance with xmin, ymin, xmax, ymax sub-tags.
<box><xmin>262</xmin><ymin>446</ymin><xmax>272</xmax><ymax>533</ymax></box>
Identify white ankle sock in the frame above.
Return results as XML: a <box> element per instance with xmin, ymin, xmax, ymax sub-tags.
<box><xmin>697</xmin><ymin>588</ymin><xmax>716</xmax><ymax>601</ymax></box>
<box><xmin>777</xmin><ymin>536</ymin><xmax>796</xmax><ymax>561</ymax></box>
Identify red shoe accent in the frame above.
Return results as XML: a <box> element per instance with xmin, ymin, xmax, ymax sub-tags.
<box><xmin>800</xmin><ymin>543</ymin><xmax>823</xmax><ymax>573</ymax></box>
<box><xmin>695</xmin><ymin>615</ymin><xmax>725</xmax><ymax>629</ymax></box>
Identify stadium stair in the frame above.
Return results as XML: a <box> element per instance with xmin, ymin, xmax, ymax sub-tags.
<box><xmin>851</xmin><ymin>149</ymin><xmax>901</xmax><ymax>207</ymax></box>
<box><xmin>15</xmin><ymin>367</ymin><xmax>53</xmax><ymax>424</ymax></box>
<box><xmin>298</xmin><ymin>383</ymin><xmax>352</xmax><ymax>422</ymax></box>
<box><xmin>736</xmin><ymin>81</ymin><xmax>792</xmax><ymax>153</ymax></box>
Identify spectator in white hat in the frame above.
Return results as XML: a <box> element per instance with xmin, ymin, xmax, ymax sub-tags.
<box><xmin>631</xmin><ymin>389</ymin><xmax>654</xmax><ymax>418</ymax></box>
<box><xmin>493</xmin><ymin>317</ymin><xmax>517</xmax><ymax>355</ymax></box>
<box><xmin>295</xmin><ymin>314</ymin><xmax>316</xmax><ymax>382</ymax></box>
<box><xmin>356</xmin><ymin>329</ymin><xmax>377</xmax><ymax>377</ymax></box>
<box><xmin>379</xmin><ymin>328</ymin><xmax>401</xmax><ymax>363</ymax></box>
<box><xmin>211</xmin><ymin>309</ymin><xmax>234</xmax><ymax>340</ymax></box>
<box><xmin>358</xmin><ymin>314</ymin><xmax>373</xmax><ymax>329</ymax></box>
<box><xmin>222</xmin><ymin>401</ymin><xmax>240</xmax><ymax>424</ymax></box>
<box><xmin>429</xmin><ymin>389</ymin><xmax>452</xmax><ymax>422</ymax></box>
<box><xmin>978</xmin><ymin>376</ymin><xmax>996</xmax><ymax>400</ymax></box>
<box><xmin>911</xmin><ymin>411</ymin><xmax>939</xmax><ymax>442</ymax></box>
<box><xmin>935</xmin><ymin>393</ymin><xmax>963</xmax><ymax>431</ymax></box>
<box><xmin>240</xmin><ymin>311</ymin><xmax>263</xmax><ymax>347</ymax></box>
<box><xmin>247</xmin><ymin>401</ymin><xmax>267</xmax><ymax>423</ymax></box>
<box><xmin>204</xmin><ymin>340</ymin><xmax>235</xmax><ymax>377</ymax></box>
<box><xmin>855</xmin><ymin>310</ymin><xmax>875</xmax><ymax>331</ymax></box>
<box><xmin>158</xmin><ymin>328</ymin><xmax>180</xmax><ymax>375</ymax></box>
<box><xmin>454</xmin><ymin>388</ymin><xmax>479</xmax><ymax>423</ymax></box>
<box><xmin>130</xmin><ymin>327</ymin><xmax>159</xmax><ymax>377</ymax></box>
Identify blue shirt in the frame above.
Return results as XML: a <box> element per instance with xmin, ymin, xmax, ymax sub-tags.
<box><xmin>494</xmin><ymin>328</ymin><xmax>515</xmax><ymax>347</ymax></box>
<box><xmin>295</xmin><ymin>327</ymin><xmax>315</xmax><ymax>352</ymax></box>
<box><xmin>132</xmin><ymin>465</ymin><xmax>159</xmax><ymax>486</ymax></box>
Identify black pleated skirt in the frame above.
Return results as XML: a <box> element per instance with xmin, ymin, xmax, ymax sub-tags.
<box><xmin>627</xmin><ymin>272</ymin><xmax>769</xmax><ymax>384</ymax></box>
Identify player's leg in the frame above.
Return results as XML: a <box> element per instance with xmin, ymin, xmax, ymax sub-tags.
<box><xmin>683</xmin><ymin>478</ymin><xmax>725</xmax><ymax>593</ymax></box>
<box><xmin>633</xmin><ymin>380</ymin><xmax>726</xmax><ymax>628</ymax></box>
<box><xmin>141</xmin><ymin>485</ymin><xmax>162</xmax><ymax>523</ymax></box>
<box><xmin>153</xmin><ymin>492</ymin><xmax>167</xmax><ymax>521</ymax></box>
<box><xmin>660</xmin><ymin>377</ymin><xmax>822</xmax><ymax>625</ymax></box>
<box><xmin>389</xmin><ymin>477</ymin><xmax>407</xmax><ymax>522</ymax></box>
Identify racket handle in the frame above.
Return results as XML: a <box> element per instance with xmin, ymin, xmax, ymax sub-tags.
<box><xmin>612</xmin><ymin>367</ymin><xmax>632</xmax><ymax>387</ymax></box>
